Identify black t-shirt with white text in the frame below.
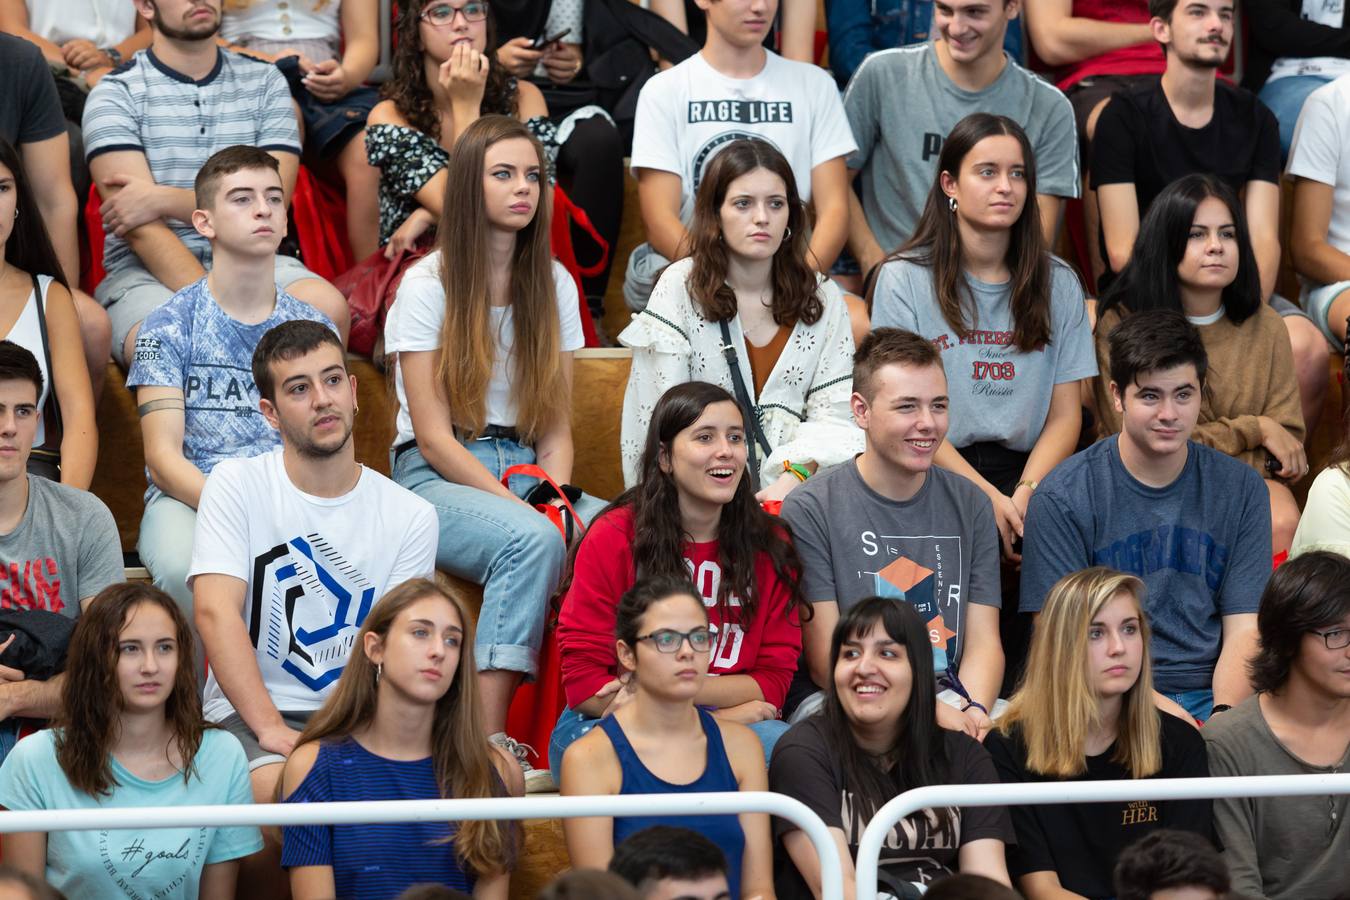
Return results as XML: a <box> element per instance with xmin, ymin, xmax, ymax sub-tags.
<box><xmin>985</xmin><ymin>713</ymin><xmax>1214</xmax><ymax>899</ymax></box>
<box><xmin>769</xmin><ymin>716</ymin><xmax>1013</xmax><ymax>897</ymax></box>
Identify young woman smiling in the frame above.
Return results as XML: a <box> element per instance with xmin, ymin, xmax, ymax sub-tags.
<box><xmin>281</xmin><ymin>579</ymin><xmax>522</xmax><ymax>900</ymax></box>
<box><xmin>770</xmin><ymin>596</ymin><xmax>1014</xmax><ymax>899</ymax></box>
<box><xmin>561</xmin><ymin>575</ymin><xmax>775</xmax><ymax>899</ymax></box>
<box><xmin>1096</xmin><ymin>173</ymin><xmax>1306</xmax><ymax>555</ymax></box>
<box><xmin>0</xmin><ymin>583</ymin><xmax>261</xmax><ymax>899</ymax></box>
<box><xmin>619</xmin><ymin>139</ymin><xmax>860</xmax><ymax>502</ymax></box>
<box><xmin>554</xmin><ymin>381</ymin><xmax>804</xmax><ymax>773</ymax></box>
<box><xmin>986</xmin><ymin>568</ymin><xmax>1212</xmax><ymax>900</ymax></box>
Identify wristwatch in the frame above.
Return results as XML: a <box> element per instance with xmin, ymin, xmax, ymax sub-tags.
<box><xmin>102</xmin><ymin>46</ymin><xmax>123</xmax><ymax>67</ymax></box>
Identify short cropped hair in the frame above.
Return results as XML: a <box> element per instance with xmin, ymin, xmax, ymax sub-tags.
<box><xmin>1114</xmin><ymin>830</ymin><xmax>1229</xmax><ymax>900</ymax></box>
<box><xmin>1106</xmin><ymin>310</ymin><xmax>1208</xmax><ymax>394</ymax></box>
<box><xmin>0</xmin><ymin>340</ymin><xmax>44</xmax><ymax>400</ymax></box>
<box><xmin>852</xmin><ymin>327</ymin><xmax>942</xmax><ymax>402</ymax></box>
<box><xmin>923</xmin><ymin>874</ymin><xmax>1021</xmax><ymax>900</ymax></box>
<box><xmin>536</xmin><ymin>870</ymin><xmax>640</xmax><ymax>900</ymax></box>
<box><xmin>1148</xmin><ymin>0</ymin><xmax>1180</xmax><ymax>19</ymax></box>
<box><xmin>194</xmin><ymin>145</ymin><xmax>281</xmax><ymax>210</ymax></box>
<box><xmin>1249</xmin><ymin>551</ymin><xmax>1350</xmax><ymax>693</ymax></box>
<box><xmin>251</xmin><ymin>320</ymin><xmax>345</xmax><ymax>403</ymax></box>
<box><xmin>609</xmin><ymin>826</ymin><xmax>728</xmax><ymax>890</ymax></box>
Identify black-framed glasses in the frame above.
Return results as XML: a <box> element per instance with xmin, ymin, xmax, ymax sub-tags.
<box><xmin>420</xmin><ymin>1</ymin><xmax>488</xmax><ymax>26</ymax></box>
<box><xmin>1310</xmin><ymin>627</ymin><xmax>1350</xmax><ymax>650</ymax></box>
<box><xmin>635</xmin><ymin>627</ymin><xmax>713</xmax><ymax>654</ymax></box>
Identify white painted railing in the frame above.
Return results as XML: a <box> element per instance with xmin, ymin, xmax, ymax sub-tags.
<box><xmin>0</xmin><ymin>791</ymin><xmax>845</xmax><ymax>899</ymax></box>
<box><xmin>855</xmin><ymin>773</ymin><xmax>1350</xmax><ymax>900</ymax></box>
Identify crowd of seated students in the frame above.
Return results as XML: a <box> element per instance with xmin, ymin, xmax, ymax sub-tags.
<box><xmin>1</xmin><ymin>0</ymin><xmax>1350</xmax><ymax>898</ymax></box>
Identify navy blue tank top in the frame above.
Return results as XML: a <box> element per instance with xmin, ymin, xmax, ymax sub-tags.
<box><xmin>599</xmin><ymin>707</ymin><xmax>746</xmax><ymax>897</ymax></box>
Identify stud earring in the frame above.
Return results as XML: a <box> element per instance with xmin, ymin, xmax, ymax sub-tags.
<box><xmin>948</xmin><ymin>197</ymin><xmax>958</xmax><ymax>213</ymax></box>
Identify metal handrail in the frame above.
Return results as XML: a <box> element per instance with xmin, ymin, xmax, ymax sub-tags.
<box><xmin>0</xmin><ymin>791</ymin><xmax>845</xmax><ymax>899</ymax></box>
<box><xmin>855</xmin><ymin>773</ymin><xmax>1350</xmax><ymax>899</ymax></box>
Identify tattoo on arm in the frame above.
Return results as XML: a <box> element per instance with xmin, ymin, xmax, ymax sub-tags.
<box><xmin>137</xmin><ymin>398</ymin><xmax>186</xmax><ymax>417</ymax></box>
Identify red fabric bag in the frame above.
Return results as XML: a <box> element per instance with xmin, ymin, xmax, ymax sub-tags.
<box><xmin>500</xmin><ymin>463</ymin><xmax>588</xmax><ymax>767</ymax></box>
<box><xmin>333</xmin><ymin>243</ymin><xmax>431</xmax><ymax>357</ymax></box>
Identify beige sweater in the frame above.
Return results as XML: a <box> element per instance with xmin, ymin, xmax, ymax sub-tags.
<box><xmin>1093</xmin><ymin>304</ymin><xmax>1305</xmax><ymax>475</ymax></box>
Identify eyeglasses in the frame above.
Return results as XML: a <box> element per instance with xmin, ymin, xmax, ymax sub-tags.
<box><xmin>1310</xmin><ymin>628</ymin><xmax>1350</xmax><ymax>650</ymax></box>
<box><xmin>635</xmin><ymin>627</ymin><xmax>713</xmax><ymax>654</ymax></box>
<box><xmin>420</xmin><ymin>1</ymin><xmax>488</xmax><ymax>26</ymax></box>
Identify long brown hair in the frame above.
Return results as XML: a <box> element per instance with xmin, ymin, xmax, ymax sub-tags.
<box><xmin>559</xmin><ymin>382</ymin><xmax>806</xmax><ymax>629</ymax></box>
<box><xmin>293</xmin><ymin>578</ymin><xmax>513</xmax><ymax>876</ymax></box>
<box><xmin>998</xmin><ymin>568</ymin><xmax>1162</xmax><ymax>779</ymax></box>
<box><xmin>56</xmin><ymin>583</ymin><xmax>207</xmax><ymax>797</ymax></box>
<box><xmin>434</xmin><ymin>115</ymin><xmax>566</xmax><ymax>442</ymax></box>
<box><xmin>884</xmin><ymin>113</ymin><xmax>1053</xmax><ymax>353</ymax></box>
<box><xmin>685</xmin><ymin>139</ymin><xmax>822</xmax><ymax>327</ymax></box>
<box><xmin>384</xmin><ymin>0</ymin><xmax>517</xmax><ymax>141</ymax></box>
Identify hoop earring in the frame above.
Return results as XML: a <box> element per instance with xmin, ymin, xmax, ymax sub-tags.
<box><xmin>948</xmin><ymin>197</ymin><xmax>958</xmax><ymax>213</ymax></box>
<box><xmin>783</xmin><ymin>226</ymin><xmax>792</xmax><ymax>239</ymax></box>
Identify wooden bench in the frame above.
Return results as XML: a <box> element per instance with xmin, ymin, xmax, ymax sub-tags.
<box><xmin>91</xmin><ymin>349</ymin><xmax>632</xmax><ymax>549</ymax></box>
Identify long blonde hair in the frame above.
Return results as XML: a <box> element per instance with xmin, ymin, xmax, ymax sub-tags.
<box><xmin>435</xmin><ymin>115</ymin><xmax>567</xmax><ymax>443</ymax></box>
<box><xmin>292</xmin><ymin>579</ymin><xmax>513</xmax><ymax>876</ymax></box>
<box><xmin>999</xmin><ymin>568</ymin><xmax>1162</xmax><ymax>779</ymax></box>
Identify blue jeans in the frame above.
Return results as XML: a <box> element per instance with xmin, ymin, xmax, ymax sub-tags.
<box><xmin>1165</xmin><ymin>688</ymin><xmax>1215</xmax><ymax>723</ymax></box>
<box><xmin>1260</xmin><ymin>74</ymin><xmax>1334</xmax><ymax>160</ymax></box>
<box><xmin>548</xmin><ymin>706</ymin><xmax>789</xmax><ymax>775</ymax></box>
<box><xmin>391</xmin><ymin>439</ymin><xmax>607</xmax><ymax>678</ymax></box>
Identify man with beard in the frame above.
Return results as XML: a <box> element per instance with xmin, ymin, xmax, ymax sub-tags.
<box><xmin>190</xmin><ymin>319</ymin><xmax>437</xmax><ymax>895</ymax></box>
<box><xmin>1091</xmin><ymin>0</ymin><xmax>1329</xmax><ymax>439</ymax></box>
<box><xmin>126</xmin><ymin>146</ymin><xmax>335</xmax><ymax>646</ymax></box>
<box><xmin>1093</xmin><ymin>0</ymin><xmax>1278</xmax><ymax>290</ymax></box>
<box><xmin>81</xmin><ymin>0</ymin><xmax>347</xmax><ymax>370</ymax></box>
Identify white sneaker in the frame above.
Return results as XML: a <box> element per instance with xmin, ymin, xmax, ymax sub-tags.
<box><xmin>489</xmin><ymin>732</ymin><xmax>556</xmax><ymax>793</ymax></box>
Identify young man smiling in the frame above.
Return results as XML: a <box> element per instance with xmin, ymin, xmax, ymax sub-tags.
<box><xmin>1021</xmin><ymin>312</ymin><xmax>1270</xmax><ymax>722</ymax></box>
<box><xmin>843</xmin><ymin>0</ymin><xmax>1078</xmax><ymax>279</ymax></box>
<box><xmin>127</xmin><ymin>146</ymin><xmax>335</xmax><ymax>632</ymax></box>
<box><xmin>1203</xmin><ymin>550</ymin><xmax>1350</xmax><ymax>900</ymax></box>
<box><xmin>780</xmin><ymin>328</ymin><xmax>1003</xmax><ymax>738</ymax></box>
<box><xmin>190</xmin><ymin>320</ymin><xmax>437</xmax><ymax>895</ymax></box>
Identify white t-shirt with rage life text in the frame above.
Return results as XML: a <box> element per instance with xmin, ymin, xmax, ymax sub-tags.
<box><xmin>631</xmin><ymin>49</ymin><xmax>857</xmax><ymax>222</ymax></box>
<box><xmin>189</xmin><ymin>449</ymin><xmax>438</xmax><ymax>722</ymax></box>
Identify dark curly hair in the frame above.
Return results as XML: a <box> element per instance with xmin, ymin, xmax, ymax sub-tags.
<box><xmin>560</xmin><ymin>382</ymin><xmax>807</xmax><ymax>630</ymax></box>
<box><xmin>385</xmin><ymin>0</ymin><xmax>517</xmax><ymax>141</ymax></box>
<box><xmin>55</xmin><ymin>583</ymin><xmax>206</xmax><ymax>797</ymax></box>
<box><xmin>1249</xmin><ymin>551</ymin><xmax>1350</xmax><ymax>694</ymax></box>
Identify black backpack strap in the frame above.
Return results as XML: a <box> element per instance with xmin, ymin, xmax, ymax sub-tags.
<box><xmin>718</xmin><ymin>318</ymin><xmax>772</xmax><ymax>490</ymax></box>
<box><xmin>30</xmin><ymin>275</ymin><xmax>62</xmax><ymax>465</ymax></box>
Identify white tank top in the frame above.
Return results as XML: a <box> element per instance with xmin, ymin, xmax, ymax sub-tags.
<box><xmin>7</xmin><ymin>275</ymin><xmax>54</xmax><ymax>448</ymax></box>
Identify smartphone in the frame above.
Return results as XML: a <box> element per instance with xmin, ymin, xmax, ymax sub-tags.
<box><xmin>530</xmin><ymin>27</ymin><xmax>571</xmax><ymax>49</ymax></box>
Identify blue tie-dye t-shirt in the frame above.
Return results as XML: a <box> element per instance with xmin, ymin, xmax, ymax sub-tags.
<box><xmin>127</xmin><ymin>276</ymin><xmax>335</xmax><ymax>504</ymax></box>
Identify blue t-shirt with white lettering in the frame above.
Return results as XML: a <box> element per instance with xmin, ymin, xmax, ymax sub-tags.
<box><xmin>126</xmin><ymin>276</ymin><xmax>335</xmax><ymax>504</ymax></box>
<box><xmin>1020</xmin><ymin>436</ymin><xmax>1271</xmax><ymax>692</ymax></box>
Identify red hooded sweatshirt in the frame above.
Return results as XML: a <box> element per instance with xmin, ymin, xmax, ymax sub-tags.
<box><xmin>556</xmin><ymin>506</ymin><xmax>801</xmax><ymax>710</ymax></box>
